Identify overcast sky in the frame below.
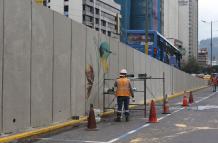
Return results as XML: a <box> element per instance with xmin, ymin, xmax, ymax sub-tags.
<box><xmin>199</xmin><ymin>0</ymin><xmax>218</xmax><ymax>41</ymax></box>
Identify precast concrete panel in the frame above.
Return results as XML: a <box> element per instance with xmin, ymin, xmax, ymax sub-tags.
<box><xmin>153</xmin><ymin>59</ymin><xmax>163</xmax><ymax>100</ymax></box>
<box><xmin>133</xmin><ymin>50</ymin><xmax>144</xmax><ymax>103</ymax></box>
<box><xmin>158</xmin><ymin>61</ymin><xmax>164</xmax><ymax>99</ymax></box>
<box><xmin>53</xmin><ymin>13</ymin><xmax>71</xmax><ymax>122</ymax></box>
<box><xmin>172</xmin><ymin>67</ymin><xmax>178</xmax><ymax>93</ymax></box>
<box><xmin>166</xmin><ymin>64</ymin><xmax>173</xmax><ymax>95</ymax></box>
<box><xmin>98</xmin><ymin>33</ymin><xmax>110</xmax><ymax>111</ymax></box>
<box><xmin>31</xmin><ymin>3</ymin><xmax>53</xmax><ymax>127</ymax></box>
<box><xmin>150</xmin><ymin>58</ymin><xmax>160</xmax><ymax>100</ymax></box>
<box><xmin>71</xmin><ymin>21</ymin><xmax>86</xmax><ymax>116</ymax></box>
<box><xmin>0</xmin><ymin>0</ymin><xmax>3</xmax><ymax>132</ymax></box>
<box><xmin>106</xmin><ymin>37</ymin><xmax>119</xmax><ymax>109</ymax></box>
<box><xmin>118</xmin><ymin>42</ymin><xmax>127</xmax><ymax>70</ymax></box>
<box><xmin>3</xmin><ymin>0</ymin><xmax>31</xmax><ymax>132</ymax></box>
<box><xmin>108</xmin><ymin>38</ymin><xmax>119</xmax><ymax>79</ymax></box>
<box><xmin>135</xmin><ymin>52</ymin><xmax>146</xmax><ymax>103</ymax></box>
<box><xmin>146</xmin><ymin>56</ymin><xmax>153</xmax><ymax>100</ymax></box>
<box><xmin>126</xmin><ymin>46</ymin><xmax>134</xmax><ymax>75</ymax></box>
<box><xmin>86</xmin><ymin>27</ymin><xmax>99</xmax><ymax>113</ymax></box>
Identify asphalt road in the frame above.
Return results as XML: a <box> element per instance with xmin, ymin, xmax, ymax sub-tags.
<box><xmin>28</xmin><ymin>87</ymin><xmax>218</xmax><ymax>143</ymax></box>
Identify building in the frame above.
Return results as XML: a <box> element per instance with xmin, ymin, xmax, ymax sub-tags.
<box><xmin>114</xmin><ymin>0</ymin><xmax>131</xmax><ymax>42</ymax></box>
<box><xmin>164</xmin><ymin>0</ymin><xmax>179</xmax><ymax>42</ymax></box>
<box><xmin>115</xmin><ymin>0</ymin><xmax>163</xmax><ymax>43</ymax></box>
<box><xmin>39</xmin><ymin>0</ymin><xmax>121</xmax><ymax>38</ymax></box>
<box><xmin>82</xmin><ymin>0</ymin><xmax>121</xmax><ymax>38</ymax></box>
<box><xmin>163</xmin><ymin>0</ymin><xmax>198</xmax><ymax>63</ymax></box>
<box><xmin>198</xmin><ymin>48</ymin><xmax>208</xmax><ymax>67</ymax></box>
<box><xmin>178</xmin><ymin>0</ymin><xmax>198</xmax><ymax>62</ymax></box>
<box><xmin>38</xmin><ymin>0</ymin><xmax>83</xmax><ymax>23</ymax></box>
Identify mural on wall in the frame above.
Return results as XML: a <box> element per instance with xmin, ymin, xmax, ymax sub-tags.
<box><xmin>99</xmin><ymin>41</ymin><xmax>112</xmax><ymax>73</ymax></box>
<box><xmin>85</xmin><ymin>64</ymin><xmax>94</xmax><ymax>98</ymax></box>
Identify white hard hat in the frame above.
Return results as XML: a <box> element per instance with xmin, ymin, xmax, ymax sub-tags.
<box><xmin>120</xmin><ymin>69</ymin><xmax>127</xmax><ymax>74</ymax></box>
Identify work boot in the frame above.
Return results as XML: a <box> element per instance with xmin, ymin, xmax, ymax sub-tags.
<box><xmin>125</xmin><ymin>115</ymin><xmax>129</xmax><ymax>122</ymax></box>
<box><xmin>114</xmin><ymin>112</ymin><xmax>121</xmax><ymax>122</ymax></box>
<box><xmin>125</xmin><ymin>112</ymin><xmax>129</xmax><ymax>122</ymax></box>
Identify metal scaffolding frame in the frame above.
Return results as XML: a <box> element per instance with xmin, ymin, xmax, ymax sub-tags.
<box><xmin>103</xmin><ymin>73</ymin><xmax>165</xmax><ymax>118</ymax></box>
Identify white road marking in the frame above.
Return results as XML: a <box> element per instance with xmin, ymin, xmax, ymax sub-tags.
<box><xmin>106</xmin><ymin>91</ymin><xmax>218</xmax><ymax>143</ymax></box>
<box><xmin>37</xmin><ymin>138</ymin><xmax>107</xmax><ymax>143</ymax></box>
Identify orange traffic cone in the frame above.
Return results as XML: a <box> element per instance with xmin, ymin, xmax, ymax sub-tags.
<box><xmin>148</xmin><ymin>100</ymin><xmax>158</xmax><ymax>123</ymax></box>
<box><xmin>162</xmin><ymin>98</ymin><xmax>170</xmax><ymax>114</ymax></box>
<box><xmin>189</xmin><ymin>91</ymin><xmax>194</xmax><ymax>104</ymax></box>
<box><xmin>87</xmin><ymin>104</ymin><xmax>98</xmax><ymax>131</ymax></box>
<box><xmin>182</xmin><ymin>95</ymin><xmax>189</xmax><ymax>107</ymax></box>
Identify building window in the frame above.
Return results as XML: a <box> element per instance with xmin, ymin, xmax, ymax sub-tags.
<box><xmin>64</xmin><ymin>0</ymin><xmax>69</xmax><ymax>1</ymax></box>
<box><xmin>101</xmin><ymin>20</ymin><xmax>106</xmax><ymax>26</ymax></box>
<box><xmin>101</xmin><ymin>29</ymin><xmax>106</xmax><ymax>34</ymax></box>
<box><xmin>83</xmin><ymin>5</ymin><xmax>86</xmax><ymax>10</ymax></box>
<box><xmin>108</xmin><ymin>31</ymin><xmax>111</xmax><ymax>36</ymax></box>
<box><xmin>64</xmin><ymin>5</ymin><xmax>69</xmax><ymax>12</ymax></box>
<box><xmin>96</xmin><ymin>19</ymin><xmax>99</xmax><ymax>24</ymax></box>
<box><xmin>96</xmin><ymin>8</ymin><xmax>99</xmax><ymax>14</ymax></box>
<box><xmin>90</xmin><ymin>0</ymin><xmax>93</xmax><ymax>2</ymax></box>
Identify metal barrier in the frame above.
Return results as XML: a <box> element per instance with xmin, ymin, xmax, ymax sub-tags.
<box><xmin>103</xmin><ymin>73</ymin><xmax>165</xmax><ymax>117</ymax></box>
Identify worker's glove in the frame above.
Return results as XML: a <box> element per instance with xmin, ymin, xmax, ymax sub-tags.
<box><xmin>132</xmin><ymin>98</ymin><xmax>135</xmax><ymax>102</ymax></box>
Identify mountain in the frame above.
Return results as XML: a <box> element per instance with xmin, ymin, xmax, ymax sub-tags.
<box><xmin>199</xmin><ymin>37</ymin><xmax>218</xmax><ymax>62</ymax></box>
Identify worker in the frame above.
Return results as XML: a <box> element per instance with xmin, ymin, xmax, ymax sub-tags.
<box><xmin>211</xmin><ymin>75</ymin><xmax>217</xmax><ymax>92</ymax></box>
<box><xmin>215</xmin><ymin>76</ymin><xmax>218</xmax><ymax>92</ymax></box>
<box><xmin>114</xmin><ymin>69</ymin><xmax>134</xmax><ymax>122</ymax></box>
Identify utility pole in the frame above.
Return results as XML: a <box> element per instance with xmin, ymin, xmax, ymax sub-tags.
<box><xmin>145</xmin><ymin>0</ymin><xmax>149</xmax><ymax>55</ymax></box>
<box><xmin>211</xmin><ymin>21</ymin><xmax>213</xmax><ymax>66</ymax></box>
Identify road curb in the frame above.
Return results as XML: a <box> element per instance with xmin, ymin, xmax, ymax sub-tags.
<box><xmin>0</xmin><ymin>86</ymin><xmax>209</xmax><ymax>143</ymax></box>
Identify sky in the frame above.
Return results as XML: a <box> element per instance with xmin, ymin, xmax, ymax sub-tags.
<box><xmin>199</xmin><ymin>0</ymin><xmax>218</xmax><ymax>41</ymax></box>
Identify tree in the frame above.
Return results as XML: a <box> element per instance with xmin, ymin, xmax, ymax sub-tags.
<box><xmin>181</xmin><ymin>56</ymin><xmax>203</xmax><ymax>74</ymax></box>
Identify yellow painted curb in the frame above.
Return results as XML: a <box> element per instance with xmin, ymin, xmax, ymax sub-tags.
<box><xmin>0</xmin><ymin>117</ymin><xmax>87</xmax><ymax>143</ymax></box>
<box><xmin>0</xmin><ymin>85</ymin><xmax>209</xmax><ymax>143</ymax></box>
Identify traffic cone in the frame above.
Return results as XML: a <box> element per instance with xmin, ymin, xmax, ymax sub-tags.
<box><xmin>148</xmin><ymin>100</ymin><xmax>158</xmax><ymax>123</ymax></box>
<box><xmin>189</xmin><ymin>91</ymin><xmax>194</xmax><ymax>104</ymax></box>
<box><xmin>162</xmin><ymin>98</ymin><xmax>170</xmax><ymax>114</ymax></box>
<box><xmin>182</xmin><ymin>95</ymin><xmax>189</xmax><ymax>107</ymax></box>
<box><xmin>87</xmin><ymin>104</ymin><xmax>98</xmax><ymax>131</ymax></box>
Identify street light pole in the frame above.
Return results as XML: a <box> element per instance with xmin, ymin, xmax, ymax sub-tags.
<box><xmin>201</xmin><ymin>20</ymin><xmax>216</xmax><ymax>67</ymax></box>
<box><xmin>211</xmin><ymin>21</ymin><xmax>213</xmax><ymax>66</ymax></box>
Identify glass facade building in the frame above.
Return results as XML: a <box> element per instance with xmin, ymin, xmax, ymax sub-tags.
<box><xmin>115</xmin><ymin>0</ymin><xmax>163</xmax><ymax>43</ymax></box>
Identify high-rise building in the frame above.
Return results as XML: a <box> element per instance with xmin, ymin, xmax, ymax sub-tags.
<box><xmin>178</xmin><ymin>0</ymin><xmax>198</xmax><ymax>62</ymax></box>
<box><xmin>163</xmin><ymin>0</ymin><xmax>198</xmax><ymax>63</ymax></box>
<box><xmin>114</xmin><ymin>0</ymin><xmax>131</xmax><ymax>42</ymax></box>
<box><xmin>164</xmin><ymin>0</ymin><xmax>179</xmax><ymax>40</ymax></box>
<box><xmin>198</xmin><ymin>48</ymin><xmax>208</xmax><ymax>67</ymax></box>
<box><xmin>115</xmin><ymin>0</ymin><xmax>163</xmax><ymax>42</ymax></box>
<box><xmin>82</xmin><ymin>0</ymin><xmax>121</xmax><ymax>38</ymax></box>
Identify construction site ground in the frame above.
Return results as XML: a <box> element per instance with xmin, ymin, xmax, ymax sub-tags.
<box><xmin>23</xmin><ymin>87</ymin><xmax>218</xmax><ymax>143</ymax></box>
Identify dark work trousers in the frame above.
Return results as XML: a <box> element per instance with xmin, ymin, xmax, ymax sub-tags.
<box><xmin>117</xmin><ymin>96</ymin><xmax>130</xmax><ymax>117</ymax></box>
<box><xmin>213</xmin><ymin>85</ymin><xmax>217</xmax><ymax>92</ymax></box>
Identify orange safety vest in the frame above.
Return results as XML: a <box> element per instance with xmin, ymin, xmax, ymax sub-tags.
<box><xmin>212</xmin><ymin>77</ymin><xmax>217</xmax><ymax>85</ymax></box>
<box><xmin>115</xmin><ymin>78</ymin><xmax>131</xmax><ymax>97</ymax></box>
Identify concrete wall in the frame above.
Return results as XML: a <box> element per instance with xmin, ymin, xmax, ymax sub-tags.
<box><xmin>0</xmin><ymin>0</ymin><xmax>208</xmax><ymax>133</ymax></box>
<box><xmin>0</xmin><ymin>0</ymin><xmax>3</xmax><ymax>133</ymax></box>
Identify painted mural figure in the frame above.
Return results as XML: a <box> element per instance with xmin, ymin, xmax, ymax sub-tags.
<box><xmin>85</xmin><ymin>64</ymin><xmax>94</xmax><ymax>98</ymax></box>
<box><xmin>99</xmin><ymin>41</ymin><xmax>112</xmax><ymax>73</ymax></box>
